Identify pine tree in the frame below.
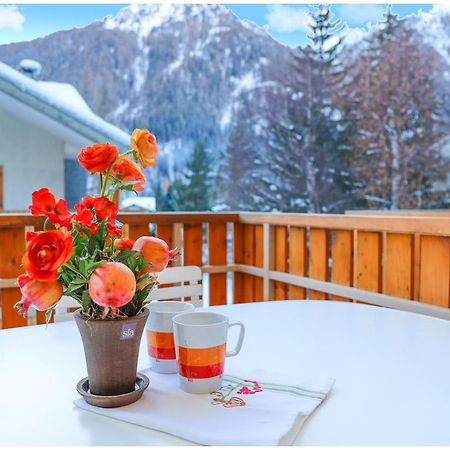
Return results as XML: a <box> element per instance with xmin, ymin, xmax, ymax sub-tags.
<box><xmin>307</xmin><ymin>4</ymin><xmax>344</xmax><ymax>64</ymax></box>
<box><xmin>343</xmin><ymin>6</ymin><xmax>450</xmax><ymax>209</ymax></box>
<box><xmin>154</xmin><ymin>180</ymin><xmax>176</xmax><ymax>212</ymax></box>
<box><xmin>220</xmin><ymin>5</ymin><xmax>350</xmax><ymax>213</ymax></box>
<box><xmin>172</xmin><ymin>142</ymin><xmax>215</xmax><ymax>211</ymax></box>
<box><xmin>263</xmin><ymin>4</ymin><xmax>348</xmax><ymax>212</ymax></box>
<box><xmin>220</xmin><ymin>109</ymin><xmax>266</xmax><ymax>210</ymax></box>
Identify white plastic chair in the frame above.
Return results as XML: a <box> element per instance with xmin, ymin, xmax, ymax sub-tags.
<box><xmin>53</xmin><ymin>296</ymin><xmax>79</xmax><ymax>322</ymax></box>
<box><xmin>148</xmin><ymin>266</ymin><xmax>203</xmax><ymax>307</ymax></box>
<box><xmin>53</xmin><ymin>265</ymin><xmax>203</xmax><ymax>321</ymax></box>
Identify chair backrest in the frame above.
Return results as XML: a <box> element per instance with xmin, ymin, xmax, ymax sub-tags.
<box><xmin>53</xmin><ymin>295</ymin><xmax>79</xmax><ymax>322</ymax></box>
<box><xmin>53</xmin><ymin>265</ymin><xmax>203</xmax><ymax>321</ymax></box>
<box><xmin>148</xmin><ymin>266</ymin><xmax>203</xmax><ymax>307</ymax></box>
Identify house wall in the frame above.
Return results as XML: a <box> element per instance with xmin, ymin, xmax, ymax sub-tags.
<box><xmin>0</xmin><ymin>106</ymin><xmax>65</xmax><ymax>210</ymax></box>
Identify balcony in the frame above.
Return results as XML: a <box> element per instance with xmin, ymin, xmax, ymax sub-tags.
<box><xmin>1</xmin><ymin>210</ymin><xmax>450</xmax><ymax>328</ymax></box>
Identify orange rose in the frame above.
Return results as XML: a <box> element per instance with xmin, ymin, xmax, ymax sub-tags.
<box><xmin>110</xmin><ymin>158</ymin><xmax>146</xmax><ymax>192</ymax></box>
<box><xmin>78</xmin><ymin>143</ymin><xmax>119</xmax><ymax>173</ymax></box>
<box><xmin>130</xmin><ymin>129</ymin><xmax>159</xmax><ymax>168</ymax></box>
<box><xmin>22</xmin><ymin>230</ymin><xmax>73</xmax><ymax>281</ymax></box>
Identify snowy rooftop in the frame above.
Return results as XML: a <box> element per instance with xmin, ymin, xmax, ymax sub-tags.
<box><xmin>0</xmin><ymin>61</ymin><xmax>129</xmax><ymax>150</ymax></box>
<box><xmin>120</xmin><ymin>196</ymin><xmax>156</xmax><ymax>211</ymax></box>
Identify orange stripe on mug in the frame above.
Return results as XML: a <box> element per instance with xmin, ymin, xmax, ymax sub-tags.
<box><xmin>147</xmin><ymin>330</ymin><xmax>175</xmax><ymax>349</ymax></box>
<box><xmin>177</xmin><ymin>343</ymin><xmax>226</xmax><ymax>367</ymax></box>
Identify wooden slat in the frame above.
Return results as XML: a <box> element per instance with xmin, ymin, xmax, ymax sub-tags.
<box><xmin>254</xmin><ymin>225</ymin><xmax>264</xmax><ymax>301</ymax></box>
<box><xmin>208</xmin><ymin>223</ymin><xmax>227</xmax><ymax>306</ymax></box>
<box><xmin>127</xmin><ymin>224</ymin><xmax>150</xmax><ymax>241</ymax></box>
<box><xmin>183</xmin><ymin>224</ymin><xmax>203</xmax><ymax>266</ymax></box>
<box><xmin>234</xmin><ymin>264</ymin><xmax>450</xmax><ymax>320</ymax></box>
<box><xmin>355</xmin><ymin>231</ymin><xmax>381</xmax><ymax>293</ymax></box>
<box><xmin>289</xmin><ymin>227</ymin><xmax>306</xmax><ymax>299</ymax></box>
<box><xmin>0</xmin><ymin>227</ymin><xmax>26</xmax><ymax>328</ymax></box>
<box><xmin>419</xmin><ymin>236</ymin><xmax>450</xmax><ymax>307</ymax></box>
<box><xmin>412</xmin><ymin>234</ymin><xmax>421</xmax><ymax>301</ymax></box>
<box><xmin>233</xmin><ymin>223</ymin><xmax>245</xmax><ymax>304</ymax></box>
<box><xmin>383</xmin><ymin>233</ymin><xmax>413</xmax><ymax>299</ymax></box>
<box><xmin>242</xmin><ymin>224</ymin><xmax>255</xmax><ymax>302</ymax></box>
<box><xmin>273</xmin><ymin>226</ymin><xmax>288</xmax><ymax>300</ymax></box>
<box><xmin>309</xmin><ymin>228</ymin><xmax>329</xmax><ymax>300</ymax></box>
<box><xmin>331</xmin><ymin>230</ymin><xmax>353</xmax><ymax>301</ymax></box>
<box><xmin>156</xmin><ymin>224</ymin><xmax>173</xmax><ymax>248</ymax></box>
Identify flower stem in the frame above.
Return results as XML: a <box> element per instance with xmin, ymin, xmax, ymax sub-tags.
<box><xmin>100</xmin><ymin>149</ymin><xmax>134</xmax><ymax>197</ymax></box>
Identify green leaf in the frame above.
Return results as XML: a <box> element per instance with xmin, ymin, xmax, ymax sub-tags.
<box><xmin>81</xmin><ymin>290</ymin><xmax>91</xmax><ymax>313</ymax></box>
<box><xmin>45</xmin><ymin>307</ymin><xmax>55</xmax><ymax>326</ymax></box>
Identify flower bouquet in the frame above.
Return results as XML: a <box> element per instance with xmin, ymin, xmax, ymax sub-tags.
<box><xmin>14</xmin><ymin>129</ymin><xmax>178</xmax><ymax>402</ymax></box>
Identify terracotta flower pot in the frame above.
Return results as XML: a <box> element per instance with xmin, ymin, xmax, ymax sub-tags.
<box><xmin>74</xmin><ymin>307</ymin><xmax>149</xmax><ymax>396</ymax></box>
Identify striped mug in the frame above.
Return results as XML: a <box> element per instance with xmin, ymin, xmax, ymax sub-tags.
<box><xmin>172</xmin><ymin>312</ymin><xmax>245</xmax><ymax>394</ymax></box>
<box><xmin>146</xmin><ymin>301</ymin><xmax>195</xmax><ymax>373</ymax></box>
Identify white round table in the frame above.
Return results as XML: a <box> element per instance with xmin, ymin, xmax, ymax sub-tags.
<box><xmin>1</xmin><ymin>300</ymin><xmax>450</xmax><ymax>445</ymax></box>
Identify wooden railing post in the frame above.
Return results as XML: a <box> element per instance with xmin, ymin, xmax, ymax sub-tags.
<box><xmin>172</xmin><ymin>224</ymin><xmax>183</xmax><ymax>267</ymax></box>
<box><xmin>272</xmin><ymin>226</ymin><xmax>288</xmax><ymax>300</ymax></box>
<box><xmin>233</xmin><ymin>222</ymin><xmax>244</xmax><ymax>304</ymax></box>
<box><xmin>289</xmin><ymin>227</ymin><xmax>307</xmax><ymax>299</ymax></box>
<box><xmin>263</xmin><ymin>223</ymin><xmax>273</xmax><ymax>301</ymax></box>
<box><xmin>0</xmin><ymin>227</ymin><xmax>26</xmax><ymax>328</ymax></box>
<box><xmin>208</xmin><ymin>223</ymin><xmax>227</xmax><ymax>306</ymax></box>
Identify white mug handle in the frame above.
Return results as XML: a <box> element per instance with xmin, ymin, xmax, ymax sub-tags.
<box><xmin>225</xmin><ymin>321</ymin><xmax>245</xmax><ymax>357</ymax></box>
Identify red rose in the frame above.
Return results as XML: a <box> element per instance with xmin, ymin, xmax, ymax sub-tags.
<box><xmin>29</xmin><ymin>188</ymin><xmax>73</xmax><ymax>227</ymax></box>
<box><xmin>79</xmin><ymin>196</ymin><xmax>96</xmax><ymax>209</ymax></box>
<box><xmin>22</xmin><ymin>230</ymin><xmax>73</xmax><ymax>281</ymax></box>
<box><xmin>110</xmin><ymin>158</ymin><xmax>146</xmax><ymax>192</ymax></box>
<box><xmin>114</xmin><ymin>238</ymin><xmax>135</xmax><ymax>251</ymax></box>
<box><xmin>93</xmin><ymin>197</ymin><xmax>118</xmax><ymax>223</ymax></box>
<box><xmin>78</xmin><ymin>143</ymin><xmax>119</xmax><ymax>173</ymax></box>
<box><xmin>73</xmin><ymin>202</ymin><xmax>96</xmax><ymax>232</ymax></box>
<box><xmin>73</xmin><ymin>196</ymin><xmax>119</xmax><ymax>235</ymax></box>
<box><xmin>107</xmin><ymin>223</ymin><xmax>122</xmax><ymax>237</ymax></box>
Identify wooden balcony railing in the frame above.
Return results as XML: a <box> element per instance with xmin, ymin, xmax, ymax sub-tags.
<box><xmin>1</xmin><ymin>211</ymin><xmax>450</xmax><ymax>328</ymax></box>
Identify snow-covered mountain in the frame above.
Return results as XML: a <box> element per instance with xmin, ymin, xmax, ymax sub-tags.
<box><xmin>0</xmin><ymin>4</ymin><xmax>449</xmax><ymax>192</ymax></box>
<box><xmin>0</xmin><ymin>4</ymin><xmax>298</xmax><ymax>180</ymax></box>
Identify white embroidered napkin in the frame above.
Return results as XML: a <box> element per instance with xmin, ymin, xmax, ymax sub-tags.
<box><xmin>74</xmin><ymin>368</ymin><xmax>334</xmax><ymax>446</ymax></box>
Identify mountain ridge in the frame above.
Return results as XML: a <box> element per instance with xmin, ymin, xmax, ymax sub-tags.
<box><xmin>0</xmin><ymin>4</ymin><xmax>449</xmax><ymax>198</ymax></box>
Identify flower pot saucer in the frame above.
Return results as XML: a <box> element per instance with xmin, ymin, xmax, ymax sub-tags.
<box><xmin>76</xmin><ymin>372</ymin><xmax>149</xmax><ymax>408</ymax></box>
